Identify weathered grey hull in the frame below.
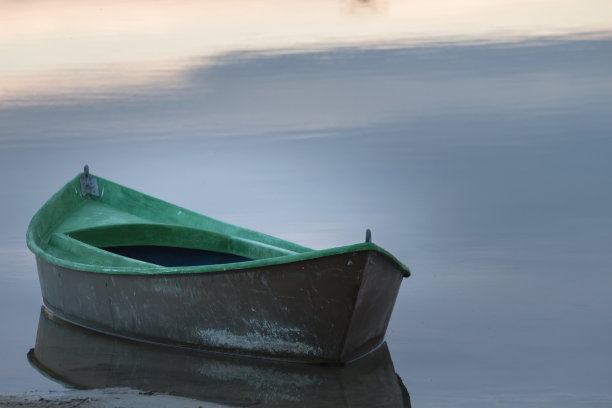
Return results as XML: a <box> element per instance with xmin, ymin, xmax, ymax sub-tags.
<box><xmin>28</xmin><ymin>308</ymin><xmax>411</xmax><ymax>407</ymax></box>
<box><xmin>36</xmin><ymin>249</ymin><xmax>404</xmax><ymax>363</ymax></box>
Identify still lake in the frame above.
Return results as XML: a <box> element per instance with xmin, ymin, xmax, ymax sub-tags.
<box><xmin>1</xmin><ymin>1</ymin><xmax>612</xmax><ymax>406</ymax></box>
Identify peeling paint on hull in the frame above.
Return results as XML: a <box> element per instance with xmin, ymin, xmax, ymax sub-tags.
<box><xmin>194</xmin><ymin>327</ymin><xmax>323</xmax><ymax>357</ymax></box>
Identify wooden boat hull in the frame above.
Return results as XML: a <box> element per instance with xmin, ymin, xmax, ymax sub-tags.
<box><xmin>28</xmin><ymin>308</ymin><xmax>411</xmax><ymax>407</ymax></box>
<box><xmin>36</xmin><ymin>248</ymin><xmax>403</xmax><ymax>363</ymax></box>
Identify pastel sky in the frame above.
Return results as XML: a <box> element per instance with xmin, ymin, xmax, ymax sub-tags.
<box><xmin>2</xmin><ymin>0</ymin><xmax>611</xmax><ymax>103</ymax></box>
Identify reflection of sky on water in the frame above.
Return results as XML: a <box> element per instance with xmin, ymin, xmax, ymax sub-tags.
<box><xmin>3</xmin><ymin>37</ymin><xmax>611</xmax><ymax>144</ymax></box>
<box><xmin>1</xmin><ymin>1</ymin><xmax>612</xmax><ymax>406</ymax></box>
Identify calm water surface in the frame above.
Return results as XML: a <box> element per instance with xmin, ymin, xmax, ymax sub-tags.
<box><xmin>1</xmin><ymin>1</ymin><xmax>612</xmax><ymax>406</ymax></box>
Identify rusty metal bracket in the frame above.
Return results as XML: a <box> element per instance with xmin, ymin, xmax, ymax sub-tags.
<box><xmin>80</xmin><ymin>165</ymin><xmax>99</xmax><ymax>197</ymax></box>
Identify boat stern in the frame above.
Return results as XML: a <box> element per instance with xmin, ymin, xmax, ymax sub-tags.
<box><xmin>340</xmin><ymin>250</ymin><xmax>405</xmax><ymax>362</ymax></box>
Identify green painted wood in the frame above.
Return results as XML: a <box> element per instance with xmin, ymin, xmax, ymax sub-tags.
<box><xmin>27</xmin><ymin>172</ymin><xmax>410</xmax><ymax>277</ymax></box>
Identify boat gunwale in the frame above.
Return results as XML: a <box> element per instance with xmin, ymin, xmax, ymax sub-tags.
<box><xmin>30</xmin><ymin>241</ymin><xmax>410</xmax><ymax>277</ymax></box>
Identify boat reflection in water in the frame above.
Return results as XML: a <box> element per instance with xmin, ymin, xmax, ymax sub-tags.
<box><xmin>28</xmin><ymin>308</ymin><xmax>411</xmax><ymax>407</ymax></box>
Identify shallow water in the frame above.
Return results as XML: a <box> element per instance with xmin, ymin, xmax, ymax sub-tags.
<box><xmin>1</xmin><ymin>1</ymin><xmax>612</xmax><ymax>406</ymax></box>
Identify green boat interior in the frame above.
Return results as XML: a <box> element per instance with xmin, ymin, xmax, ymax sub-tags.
<box><xmin>66</xmin><ymin>223</ymin><xmax>277</xmax><ymax>267</ymax></box>
<box><xmin>26</xmin><ymin>173</ymin><xmax>316</xmax><ymax>273</ymax></box>
<box><xmin>27</xmin><ymin>172</ymin><xmax>410</xmax><ymax>276</ymax></box>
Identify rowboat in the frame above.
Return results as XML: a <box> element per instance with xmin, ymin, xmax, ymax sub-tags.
<box><xmin>27</xmin><ymin>166</ymin><xmax>410</xmax><ymax>363</ymax></box>
<box><xmin>28</xmin><ymin>308</ymin><xmax>412</xmax><ymax>407</ymax></box>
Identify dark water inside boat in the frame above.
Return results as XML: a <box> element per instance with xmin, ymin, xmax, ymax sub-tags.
<box><xmin>1</xmin><ymin>1</ymin><xmax>612</xmax><ymax>407</ymax></box>
<box><xmin>102</xmin><ymin>246</ymin><xmax>252</xmax><ymax>267</ymax></box>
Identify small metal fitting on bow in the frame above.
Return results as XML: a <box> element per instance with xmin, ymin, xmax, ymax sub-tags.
<box><xmin>80</xmin><ymin>164</ymin><xmax>99</xmax><ymax>197</ymax></box>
